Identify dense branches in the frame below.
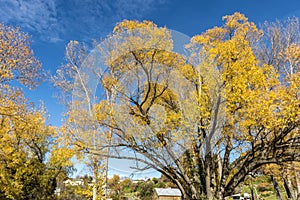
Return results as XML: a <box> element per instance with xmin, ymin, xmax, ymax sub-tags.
<box><xmin>55</xmin><ymin>14</ymin><xmax>300</xmax><ymax>200</ymax></box>
<box><xmin>0</xmin><ymin>23</ymin><xmax>72</xmax><ymax>200</ymax></box>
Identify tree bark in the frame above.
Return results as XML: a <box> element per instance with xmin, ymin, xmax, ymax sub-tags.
<box><xmin>292</xmin><ymin>163</ymin><xmax>300</xmax><ymax>200</ymax></box>
<box><xmin>205</xmin><ymin>154</ymin><xmax>213</xmax><ymax>200</ymax></box>
<box><xmin>284</xmin><ymin>177</ymin><xmax>293</xmax><ymax>199</ymax></box>
<box><xmin>92</xmin><ymin>158</ymin><xmax>98</xmax><ymax>200</ymax></box>
<box><xmin>271</xmin><ymin>175</ymin><xmax>283</xmax><ymax>200</ymax></box>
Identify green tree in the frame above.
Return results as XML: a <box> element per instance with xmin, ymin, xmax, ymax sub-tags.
<box><xmin>137</xmin><ymin>180</ymin><xmax>155</xmax><ymax>200</ymax></box>
<box><xmin>120</xmin><ymin>178</ymin><xmax>133</xmax><ymax>193</ymax></box>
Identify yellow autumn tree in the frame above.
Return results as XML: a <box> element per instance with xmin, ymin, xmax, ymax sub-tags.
<box><xmin>0</xmin><ymin>23</ymin><xmax>73</xmax><ymax>200</ymax></box>
<box><xmin>53</xmin><ymin>40</ymin><xmax>105</xmax><ymax>200</ymax></box>
<box><xmin>187</xmin><ymin>13</ymin><xmax>299</xmax><ymax>199</ymax></box>
<box><xmin>257</xmin><ymin>17</ymin><xmax>300</xmax><ymax>200</ymax></box>
<box><xmin>0</xmin><ymin>23</ymin><xmax>42</xmax><ymax>88</ymax></box>
<box><xmin>56</xmin><ymin>14</ymin><xmax>299</xmax><ymax>200</ymax></box>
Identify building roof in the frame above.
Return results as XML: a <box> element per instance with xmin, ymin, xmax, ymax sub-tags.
<box><xmin>154</xmin><ymin>188</ymin><xmax>182</xmax><ymax>197</ymax></box>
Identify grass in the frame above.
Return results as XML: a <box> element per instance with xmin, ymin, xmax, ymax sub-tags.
<box><xmin>240</xmin><ymin>175</ymin><xmax>288</xmax><ymax>200</ymax></box>
<box><xmin>264</xmin><ymin>195</ymin><xmax>277</xmax><ymax>200</ymax></box>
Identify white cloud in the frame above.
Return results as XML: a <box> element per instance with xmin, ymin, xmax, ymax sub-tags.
<box><xmin>54</xmin><ymin>0</ymin><xmax>169</xmax><ymax>41</ymax></box>
<box><xmin>0</xmin><ymin>0</ymin><xmax>61</xmax><ymax>41</ymax></box>
<box><xmin>0</xmin><ymin>0</ymin><xmax>168</xmax><ymax>43</ymax></box>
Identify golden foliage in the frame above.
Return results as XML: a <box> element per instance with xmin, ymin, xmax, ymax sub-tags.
<box><xmin>0</xmin><ymin>23</ymin><xmax>42</xmax><ymax>89</ymax></box>
<box><xmin>55</xmin><ymin>14</ymin><xmax>300</xmax><ymax>199</ymax></box>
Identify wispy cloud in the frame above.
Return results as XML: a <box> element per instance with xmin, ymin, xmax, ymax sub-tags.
<box><xmin>0</xmin><ymin>0</ymin><xmax>61</xmax><ymax>42</ymax></box>
<box><xmin>0</xmin><ymin>0</ymin><xmax>168</xmax><ymax>43</ymax></box>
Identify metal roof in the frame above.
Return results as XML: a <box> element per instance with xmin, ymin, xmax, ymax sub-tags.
<box><xmin>154</xmin><ymin>188</ymin><xmax>182</xmax><ymax>197</ymax></box>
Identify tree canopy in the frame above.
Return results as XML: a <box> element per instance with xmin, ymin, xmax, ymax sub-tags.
<box><xmin>0</xmin><ymin>23</ymin><xmax>73</xmax><ymax>200</ymax></box>
<box><xmin>55</xmin><ymin>13</ymin><xmax>300</xmax><ymax>200</ymax></box>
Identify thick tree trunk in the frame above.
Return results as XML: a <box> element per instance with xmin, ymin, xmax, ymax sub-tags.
<box><xmin>293</xmin><ymin>165</ymin><xmax>300</xmax><ymax>200</ymax></box>
<box><xmin>92</xmin><ymin>159</ymin><xmax>98</xmax><ymax>200</ymax></box>
<box><xmin>250</xmin><ymin>187</ymin><xmax>255</xmax><ymax>200</ymax></box>
<box><xmin>217</xmin><ymin>186</ymin><xmax>225</xmax><ymax>200</ymax></box>
<box><xmin>271</xmin><ymin>175</ymin><xmax>283</xmax><ymax>200</ymax></box>
<box><xmin>214</xmin><ymin>152</ymin><xmax>223</xmax><ymax>200</ymax></box>
<box><xmin>205</xmin><ymin>165</ymin><xmax>213</xmax><ymax>200</ymax></box>
<box><xmin>284</xmin><ymin>177</ymin><xmax>293</xmax><ymax>199</ymax></box>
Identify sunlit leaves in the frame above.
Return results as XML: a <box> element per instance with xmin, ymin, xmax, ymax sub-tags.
<box><xmin>0</xmin><ymin>23</ymin><xmax>73</xmax><ymax>199</ymax></box>
<box><xmin>0</xmin><ymin>96</ymin><xmax>59</xmax><ymax>199</ymax></box>
<box><xmin>0</xmin><ymin>23</ymin><xmax>42</xmax><ymax>89</ymax></box>
<box><xmin>55</xmin><ymin>13</ymin><xmax>300</xmax><ymax>199</ymax></box>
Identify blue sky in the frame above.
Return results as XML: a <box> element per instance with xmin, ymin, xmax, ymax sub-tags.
<box><xmin>1</xmin><ymin>0</ymin><xmax>300</xmax><ymax>126</ymax></box>
<box><xmin>1</xmin><ymin>0</ymin><xmax>300</xmax><ymax>177</ymax></box>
